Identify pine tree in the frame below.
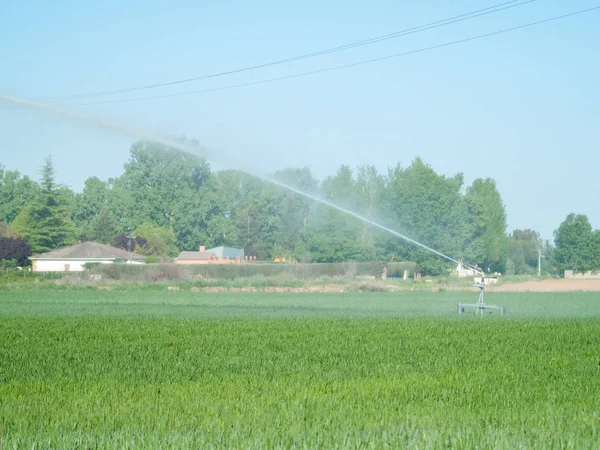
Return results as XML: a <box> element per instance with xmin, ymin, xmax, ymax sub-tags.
<box><xmin>12</xmin><ymin>155</ymin><xmax>78</xmax><ymax>253</ymax></box>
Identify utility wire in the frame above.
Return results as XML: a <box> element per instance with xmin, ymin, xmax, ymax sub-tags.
<box><xmin>76</xmin><ymin>5</ymin><xmax>600</xmax><ymax>107</ymax></box>
<box><xmin>47</xmin><ymin>0</ymin><xmax>535</xmax><ymax>100</ymax></box>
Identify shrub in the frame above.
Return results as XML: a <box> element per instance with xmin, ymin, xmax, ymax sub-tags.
<box><xmin>0</xmin><ymin>236</ymin><xmax>32</xmax><ymax>266</ymax></box>
<box><xmin>358</xmin><ymin>283</ymin><xmax>387</xmax><ymax>292</ymax></box>
<box><xmin>83</xmin><ymin>262</ymin><xmax>101</xmax><ymax>271</ymax></box>
<box><xmin>87</xmin><ymin>261</ymin><xmax>416</xmax><ymax>282</ymax></box>
<box><xmin>145</xmin><ymin>264</ymin><xmax>183</xmax><ymax>282</ymax></box>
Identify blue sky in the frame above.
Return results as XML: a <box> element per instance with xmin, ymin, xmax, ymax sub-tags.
<box><xmin>1</xmin><ymin>0</ymin><xmax>599</xmax><ymax>240</ymax></box>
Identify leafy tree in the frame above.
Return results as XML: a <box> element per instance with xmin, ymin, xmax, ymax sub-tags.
<box><xmin>300</xmin><ymin>209</ymin><xmax>377</xmax><ymax>263</ymax></box>
<box><xmin>212</xmin><ymin>170</ymin><xmax>286</xmax><ymax>259</ymax></box>
<box><xmin>271</xmin><ymin>167</ymin><xmax>318</xmax><ymax>257</ymax></box>
<box><xmin>271</xmin><ymin>167</ymin><xmax>318</xmax><ymax>193</ymax></box>
<box><xmin>12</xmin><ymin>156</ymin><xmax>78</xmax><ymax>253</ymax></box>
<box><xmin>317</xmin><ymin>166</ymin><xmax>377</xmax><ymax>261</ymax></box>
<box><xmin>134</xmin><ymin>222</ymin><xmax>179</xmax><ymax>257</ymax></box>
<box><xmin>113</xmin><ymin>234</ymin><xmax>147</xmax><ymax>253</ymax></box>
<box><xmin>72</xmin><ymin>177</ymin><xmax>112</xmax><ymax>234</ymax></box>
<box><xmin>0</xmin><ymin>143</ymin><xmax>523</xmax><ymax>270</ymax></box>
<box><xmin>111</xmin><ymin>141</ymin><xmax>212</xmax><ymax>250</ymax></box>
<box><xmin>507</xmin><ymin>229</ymin><xmax>543</xmax><ymax>275</ymax></box>
<box><xmin>0</xmin><ymin>236</ymin><xmax>32</xmax><ymax>266</ymax></box>
<box><xmin>553</xmin><ymin>214</ymin><xmax>598</xmax><ymax>275</ymax></box>
<box><xmin>381</xmin><ymin>158</ymin><xmax>469</xmax><ymax>274</ymax></box>
<box><xmin>593</xmin><ymin>230</ymin><xmax>600</xmax><ymax>272</ymax></box>
<box><xmin>0</xmin><ymin>258</ymin><xmax>18</xmax><ymax>272</ymax></box>
<box><xmin>354</xmin><ymin>165</ymin><xmax>385</xmax><ymax>249</ymax></box>
<box><xmin>88</xmin><ymin>208</ymin><xmax>120</xmax><ymax>244</ymax></box>
<box><xmin>0</xmin><ymin>222</ymin><xmax>18</xmax><ymax>239</ymax></box>
<box><xmin>292</xmin><ymin>166</ymin><xmax>371</xmax><ymax>263</ymax></box>
<box><xmin>271</xmin><ymin>243</ymin><xmax>295</xmax><ymax>262</ymax></box>
<box><xmin>0</xmin><ymin>166</ymin><xmax>40</xmax><ymax>223</ymax></box>
<box><xmin>274</xmin><ymin>195</ymin><xmax>307</xmax><ymax>257</ymax></box>
<box><xmin>463</xmin><ymin>178</ymin><xmax>508</xmax><ymax>273</ymax></box>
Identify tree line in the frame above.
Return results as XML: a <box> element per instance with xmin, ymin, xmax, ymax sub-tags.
<box><xmin>0</xmin><ymin>140</ymin><xmax>596</xmax><ymax>275</ymax></box>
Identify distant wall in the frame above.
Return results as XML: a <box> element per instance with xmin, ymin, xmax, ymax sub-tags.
<box><xmin>564</xmin><ymin>270</ymin><xmax>600</xmax><ymax>279</ymax></box>
<box><xmin>90</xmin><ymin>261</ymin><xmax>417</xmax><ymax>281</ymax></box>
<box><xmin>32</xmin><ymin>259</ymin><xmax>143</xmax><ymax>272</ymax></box>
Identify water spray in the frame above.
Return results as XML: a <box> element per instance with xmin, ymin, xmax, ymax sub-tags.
<box><xmin>1</xmin><ymin>93</ymin><xmax>505</xmax><ymax>313</ymax></box>
<box><xmin>1</xmin><ymin>93</ymin><xmax>458</xmax><ymax>262</ymax></box>
<box><xmin>0</xmin><ymin>94</ymin><xmax>201</xmax><ymax>153</ymax></box>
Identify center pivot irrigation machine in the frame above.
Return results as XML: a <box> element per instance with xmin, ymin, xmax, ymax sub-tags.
<box><xmin>458</xmin><ymin>264</ymin><xmax>506</xmax><ymax>316</ymax></box>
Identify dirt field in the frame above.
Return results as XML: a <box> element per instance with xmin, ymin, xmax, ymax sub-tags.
<box><xmin>192</xmin><ymin>279</ymin><xmax>600</xmax><ymax>293</ymax></box>
<box><xmin>89</xmin><ymin>278</ymin><xmax>600</xmax><ymax>293</ymax></box>
<box><xmin>489</xmin><ymin>278</ymin><xmax>600</xmax><ymax>292</ymax></box>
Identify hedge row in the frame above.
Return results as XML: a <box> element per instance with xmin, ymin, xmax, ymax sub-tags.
<box><xmin>88</xmin><ymin>261</ymin><xmax>416</xmax><ymax>281</ymax></box>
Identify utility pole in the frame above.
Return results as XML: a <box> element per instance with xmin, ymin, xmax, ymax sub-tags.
<box><xmin>126</xmin><ymin>227</ymin><xmax>133</xmax><ymax>264</ymax></box>
<box><xmin>537</xmin><ymin>247</ymin><xmax>545</xmax><ymax>277</ymax></box>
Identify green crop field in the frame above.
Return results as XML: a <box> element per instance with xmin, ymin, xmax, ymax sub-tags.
<box><xmin>1</xmin><ymin>290</ymin><xmax>599</xmax><ymax>448</ymax></box>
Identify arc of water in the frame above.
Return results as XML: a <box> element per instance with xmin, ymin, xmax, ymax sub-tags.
<box><xmin>263</xmin><ymin>176</ymin><xmax>460</xmax><ymax>265</ymax></box>
<box><xmin>1</xmin><ymin>93</ymin><xmax>463</xmax><ymax>267</ymax></box>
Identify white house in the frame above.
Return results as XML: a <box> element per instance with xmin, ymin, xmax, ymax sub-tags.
<box><xmin>29</xmin><ymin>241</ymin><xmax>146</xmax><ymax>272</ymax></box>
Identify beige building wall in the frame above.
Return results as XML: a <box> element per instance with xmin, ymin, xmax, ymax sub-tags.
<box><xmin>564</xmin><ymin>270</ymin><xmax>600</xmax><ymax>279</ymax></box>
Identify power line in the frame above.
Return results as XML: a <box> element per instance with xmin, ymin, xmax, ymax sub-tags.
<box><xmin>76</xmin><ymin>5</ymin><xmax>600</xmax><ymax>107</ymax></box>
<box><xmin>47</xmin><ymin>0</ymin><xmax>535</xmax><ymax>100</ymax></box>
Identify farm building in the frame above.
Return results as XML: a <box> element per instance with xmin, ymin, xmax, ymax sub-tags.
<box><xmin>175</xmin><ymin>246</ymin><xmax>249</xmax><ymax>265</ymax></box>
<box><xmin>174</xmin><ymin>247</ymin><xmax>219</xmax><ymax>265</ymax></box>
<box><xmin>207</xmin><ymin>246</ymin><xmax>245</xmax><ymax>260</ymax></box>
<box><xmin>29</xmin><ymin>241</ymin><xmax>146</xmax><ymax>272</ymax></box>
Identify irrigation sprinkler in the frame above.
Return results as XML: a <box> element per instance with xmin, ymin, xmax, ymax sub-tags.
<box><xmin>458</xmin><ymin>265</ymin><xmax>506</xmax><ymax>316</ymax></box>
<box><xmin>0</xmin><ymin>94</ymin><xmax>507</xmax><ymax>317</ymax></box>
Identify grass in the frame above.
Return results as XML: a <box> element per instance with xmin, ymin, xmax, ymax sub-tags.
<box><xmin>1</xmin><ymin>290</ymin><xmax>599</xmax><ymax>318</ymax></box>
<box><xmin>1</xmin><ymin>290</ymin><xmax>599</xmax><ymax>448</ymax></box>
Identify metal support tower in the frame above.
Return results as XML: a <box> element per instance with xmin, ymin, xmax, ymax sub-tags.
<box><xmin>458</xmin><ymin>275</ymin><xmax>506</xmax><ymax>316</ymax></box>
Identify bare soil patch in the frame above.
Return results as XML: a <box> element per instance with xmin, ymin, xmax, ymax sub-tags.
<box><xmin>489</xmin><ymin>279</ymin><xmax>600</xmax><ymax>292</ymax></box>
